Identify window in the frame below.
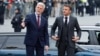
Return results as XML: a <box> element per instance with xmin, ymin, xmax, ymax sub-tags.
<box><xmin>95</xmin><ymin>31</ymin><xmax>100</xmax><ymax>45</ymax></box>
<box><xmin>75</xmin><ymin>31</ymin><xmax>89</xmax><ymax>44</ymax></box>
<box><xmin>0</xmin><ymin>34</ymin><xmax>25</xmax><ymax>49</ymax></box>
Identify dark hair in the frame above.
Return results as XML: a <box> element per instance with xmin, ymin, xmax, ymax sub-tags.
<box><xmin>16</xmin><ymin>8</ymin><xmax>20</xmax><ymax>11</ymax></box>
<box><xmin>15</xmin><ymin>8</ymin><xmax>21</xmax><ymax>14</ymax></box>
<box><xmin>63</xmin><ymin>4</ymin><xmax>72</xmax><ymax>11</ymax></box>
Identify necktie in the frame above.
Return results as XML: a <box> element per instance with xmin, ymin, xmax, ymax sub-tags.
<box><xmin>37</xmin><ymin>15</ymin><xmax>40</xmax><ymax>27</ymax></box>
<box><xmin>65</xmin><ymin>17</ymin><xmax>67</xmax><ymax>25</ymax></box>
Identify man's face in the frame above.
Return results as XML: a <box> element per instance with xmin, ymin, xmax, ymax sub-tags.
<box><xmin>35</xmin><ymin>4</ymin><xmax>45</xmax><ymax>15</ymax></box>
<box><xmin>15</xmin><ymin>10</ymin><xmax>18</xmax><ymax>13</ymax></box>
<box><xmin>63</xmin><ymin>6</ymin><xmax>71</xmax><ymax>16</ymax></box>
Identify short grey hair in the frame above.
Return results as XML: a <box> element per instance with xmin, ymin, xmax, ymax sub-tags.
<box><xmin>36</xmin><ymin>2</ymin><xmax>45</xmax><ymax>9</ymax></box>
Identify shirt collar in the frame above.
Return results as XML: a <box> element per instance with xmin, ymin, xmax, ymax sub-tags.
<box><xmin>64</xmin><ymin>15</ymin><xmax>70</xmax><ymax>19</ymax></box>
<box><xmin>35</xmin><ymin>12</ymin><xmax>41</xmax><ymax>17</ymax></box>
<box><xmin>35</xmin><ymin>12</ymin><xmax>41</xmax><ymax>21</ymax></box>
<box><xmin>63</xmin><ymin>15</ymin><xmax>70</xmax><ymax>23</ymax></box>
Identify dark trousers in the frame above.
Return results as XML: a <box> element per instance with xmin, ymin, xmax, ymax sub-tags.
<box><xmin>86</xmin><ymin>6</ymin><xmax>90</xmax><ymax>14</ymax></box>
<box><xmin>0</xmin><ymin>15</ymin><xmax>4</xmax><ymax>25</ymax></box>
<box><xmin>25</xmin><ymin>40</ymin><xmax>44</xmax><ymax>56</ymax></box>
<box><xmin>89</xmin><ymin>6</ymin><xmax>95</xmax><ymax>15</ymax></box>
<box><xmin>14</xmin><ymin>28</ymin><xmax>21</xmax><ymax>32</ymax></box>
<box><xmin>78</xmin><ymin>6</ymin><xmax>84</xmax><ymax>16</ymax></box>
<box><xmin>58</xmin><ymin>41</ymin><xmax>75</xmax><ymax>56</ymax></box>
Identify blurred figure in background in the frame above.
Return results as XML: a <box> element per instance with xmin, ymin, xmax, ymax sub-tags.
<box><xmin>7</xmin><ymin>0</ymin><xmax>14</xmax><ymax>19</ymax></box>
<box><xmin>77</xmin><ymin>0</ymin><xmax>84</xmax><ymax>17</ymax></box>
<box><xmin>50</xmin><ymin>0</ymin><xmax>57</xmax><ymax>17</ymax></box>
<box><xmin>33</xmin><ymin>0</ymin><xmax>38</xmax><ymax>12</ymax></box>
<box><xmin>11</xmin><ymin>8</ymin><xmax>23</xmax><ymax>32</ymax></box>
<box><xmin>42</xmin><ymin>0</ymin><xmax>49</xmax><ymax>20</ymax></box>
<box><xmin>88</xmin><ymin>0</ymin><xmax>95</xmax><ymax>16</ymax></box>
<box><xmin>95</xmin><ymin>0</ymin><xmax>100</xmax><ymax>15</ymax></box>
<box><xmin>0</xmin><ymin>0</ymin><xmax>5</xmax><ymax>25</ymax></box>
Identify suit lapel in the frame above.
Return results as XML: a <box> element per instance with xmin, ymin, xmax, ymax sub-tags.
<box><xmin>31</xmin><ymin>13</ymin><xmax>38</xmax><ymax>28</ymax></box>
<box><xmin>60</xmin><ymin>16</ymin><xmax>64</xmax><ymax>29</ymax></box>
<box><xmin>67</xmin><ymin>16</ymin><xmax>72</xmax><ymax>30</ymax></box>
<box><xmin>60</xmin><ymin>16</ymin><xmax>64</xmax><ymax>27</ymax></box>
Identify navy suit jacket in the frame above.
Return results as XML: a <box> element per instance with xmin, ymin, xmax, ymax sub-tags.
<box><xmin>24</xmin><ymin>13</ymin><xmax>49</xmax><ymax>47</ymax></box>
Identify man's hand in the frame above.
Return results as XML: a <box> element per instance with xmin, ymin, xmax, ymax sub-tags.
<box><xmin>44</xmin><ymin>45</ymin><xmax>49</xmax><ymax>52</ymax></box>
<box><xmin>72</xmin><ymin>36</ymin><xmax>79</xmax><ymax>42</ymax></box>
<box><xmin>21</xmin><ymin>21</ymin><xmax>25</xmax><ymax>28</ymax></box>
<box><xmin>51</xmin><ymin>36</ymin><xmax>59</xmax><ymax>41</ymax></box>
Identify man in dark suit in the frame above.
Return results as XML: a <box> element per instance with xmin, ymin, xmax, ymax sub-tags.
<box><xmin>21</xmin><ymin>2</ymin><xmax>49</xmax><ymax>56</ymax></box>
<box><xmin>51</xmin><ymin>5</ymin><xmax>81</xmax><ymax>56</ymax></box>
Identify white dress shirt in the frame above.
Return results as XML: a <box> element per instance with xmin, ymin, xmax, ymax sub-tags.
<box><xmin>63</xmin><ymin>15</ymin><xmax>70</xmax><ymax>24</ymax></box>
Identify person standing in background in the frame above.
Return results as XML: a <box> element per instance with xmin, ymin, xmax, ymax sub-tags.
<box><xmin>33</xmin><ymin>0</ymin><xmax>38</xmax><ymax>12</ymax></box>
<box><xmin>88</xmin><ymin>0</ymin><xmax>95</xmax><ymax>15</ymax></box>
<box><xmin>42</xmin><ymin>0</ymin><xmax>49</xmax><ymax>20</ymax></box>
<box><xmin>7</xmin><ymin>0</ymin><xmax>14</xmax><ymax>19</ymax></box>
<box><xmin>11</xmin><ymin>8</ymin><xmax>23</xmax><ymax>32</ymax></box>
<box><xmin>51</xmin><ymin>4</ymin><xmax>81</xmax><ymax>56</ymax></box>
<box><xmin>0</xmin><ymin>0</ymin><xmax>5</xmax><ymax>25</ymax></box>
